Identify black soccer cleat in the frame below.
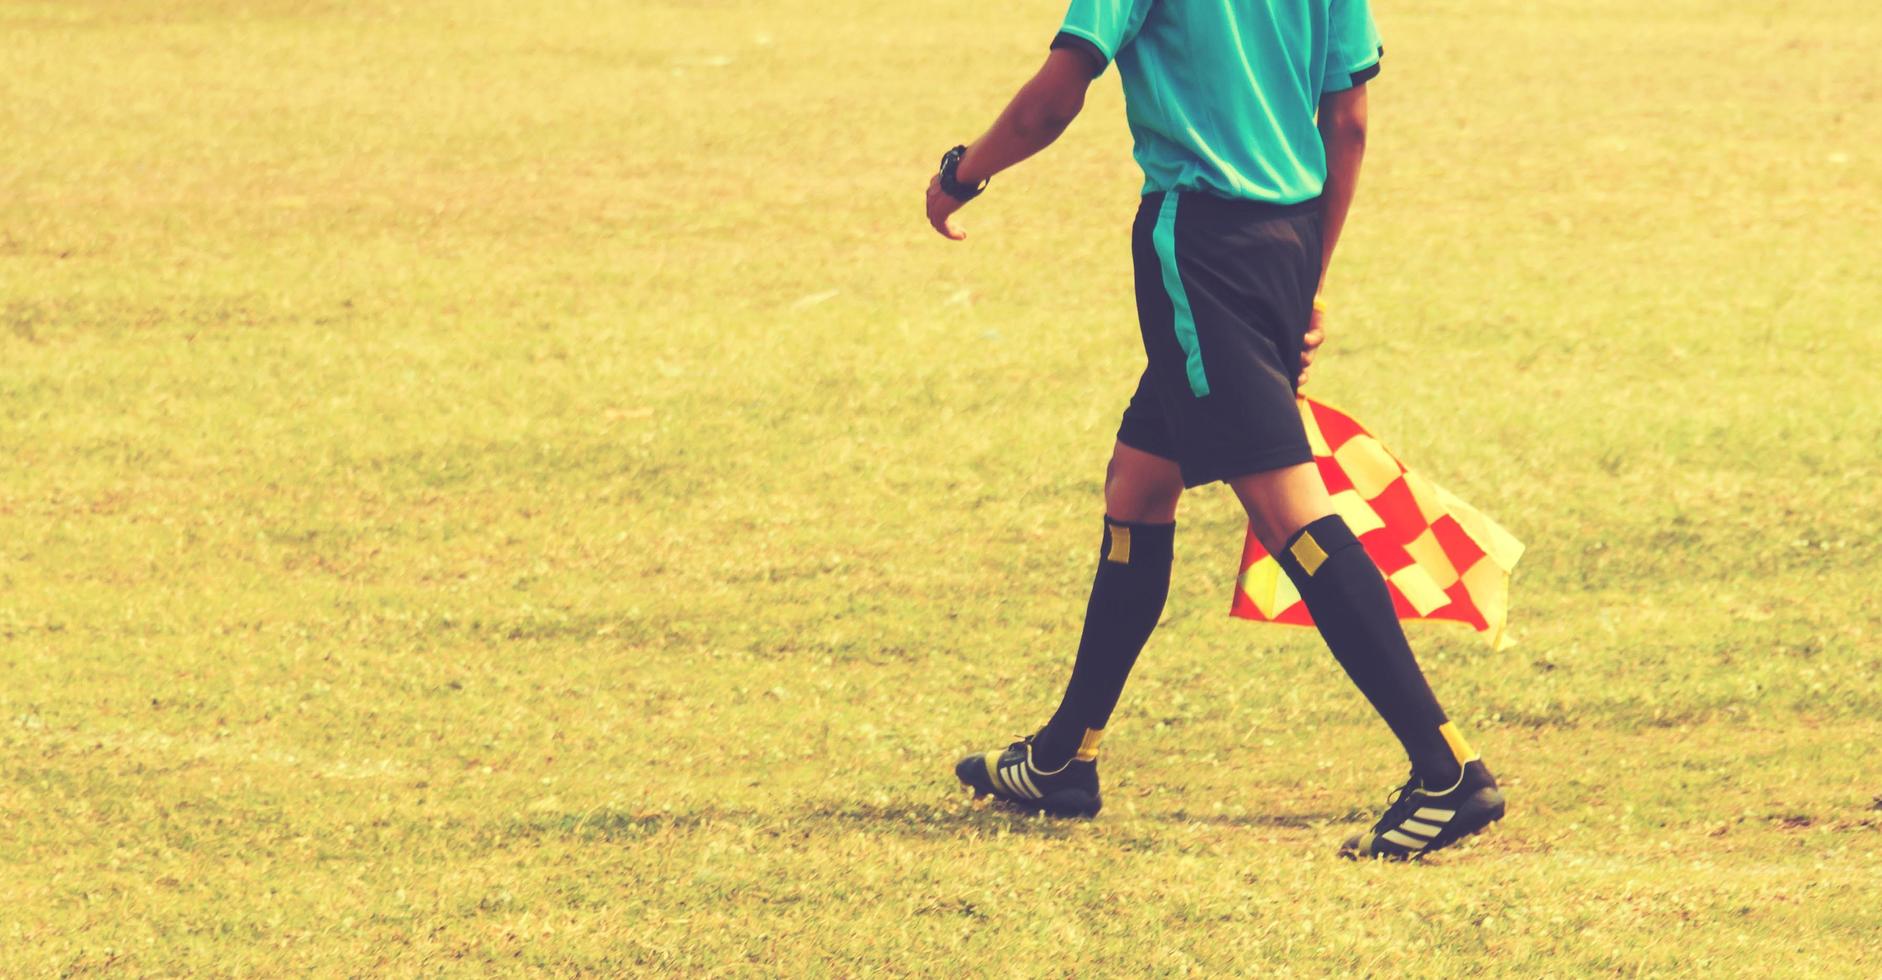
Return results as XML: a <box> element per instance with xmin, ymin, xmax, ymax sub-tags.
<box><xmin>1338</xmin><ymin>759</ymin><xmax>1505</xmax><ymax>860</ymax></box>
<box><xmin>955</xmin><ymin>736</ymin><xmax>1102</xmax><ymax>818</ymax></box>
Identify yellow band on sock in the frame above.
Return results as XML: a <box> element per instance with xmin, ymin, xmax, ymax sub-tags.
<box><xmin>1105</xmin><ymin>525</ymin><xmax>1132</xmax><ymax>565</ymax></box>
<box><xmin>1439</xmin><ymin>722</ymin><xmax>1479</xmax><ymax>765</ymax></box>
<box><xmin>1075</xmin><ymin>728</ymin><xmax>1105</xmax><ymax>762</ymax></box>
<box><xmin>1288</xmin><ymin>529</ymin><xmax>1329</xmax><ymax>577</ymax></box>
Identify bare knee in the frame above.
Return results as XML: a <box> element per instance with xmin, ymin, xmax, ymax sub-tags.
<box><xmin>1104</xmin><ymin>442</ymin><xmax>1183</xmax><ymax>523</ymax></box>
<box><xmin>1244</xmin><ymin>515</ymin><xmax>1287</xmax><ymax>557</ymax></box>
<box><xmin>1239</xmin><ymin>502</ymin><xmax>1293</xmax><ymax>556</ymax></box>
<box><xmin>1228</xmin><ymin>463</ymin><xmax>1335</xmax><ymax>555</ymax></box>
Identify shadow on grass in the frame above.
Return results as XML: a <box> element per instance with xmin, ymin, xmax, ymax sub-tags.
<box><xmin>509</xmin><ymin>799</ymin><xmax>1362</xmax><ymax>844</ymax></box>
<box><xmin>1157</xmin><ymin>808</ymin><xmax>1366</xmax><ymax>829</ymax></box>
<box><xmin>510</xmin><ymin>800</ymin><xmax>1084</xmax><ymax>843</ymax></box>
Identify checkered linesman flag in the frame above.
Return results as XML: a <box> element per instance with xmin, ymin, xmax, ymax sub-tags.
<box><xmin>1232</xmin><ymin>398</ymin><xmax>1525</xmax><ymax>649</ymax></box>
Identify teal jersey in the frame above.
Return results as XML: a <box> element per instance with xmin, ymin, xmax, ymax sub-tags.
<box><xmin>1053</xmin><ymin>0</ymin><xmax>1383</xmax><ymax>203</ymax></box>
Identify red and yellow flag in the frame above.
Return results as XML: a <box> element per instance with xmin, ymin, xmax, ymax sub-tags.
<box><xmin>1231</xmin><ymin>398</ymin><xmax>1525</xmax><ymax>648</ymax></box>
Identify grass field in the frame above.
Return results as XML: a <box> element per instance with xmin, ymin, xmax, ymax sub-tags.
<box><xmin>4</xmin><ymin>0</ymin><xmax>1881</xmax><ymax>973</ymax></box>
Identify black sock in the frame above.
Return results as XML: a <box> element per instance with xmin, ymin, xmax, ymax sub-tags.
<box><xmin>1273</xmin><ymin>514</ymin><xmax>1472</xmax><ymax>787</ymax></box>
<box><xmin>1033</xmin><ymin>517</ymin><xmax>1176</xmax><ymax>769</ymax></box>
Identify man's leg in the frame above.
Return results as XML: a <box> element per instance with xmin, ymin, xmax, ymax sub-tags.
<box><xmin>1029</xmin><ymin>441</ymin><xmax>1183</xmax><ymax>769</ymax></box>
<box><xmin>1227</xmin><ymin>463</ymin><xmax>1473</xmax><ymax>789</ymax></box>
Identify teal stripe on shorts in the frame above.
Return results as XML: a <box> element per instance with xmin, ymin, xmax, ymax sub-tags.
<box><xmin>1152</xmin><ymin>193</ymin><xmax>1209</xmax><ymax>398</ymax></box>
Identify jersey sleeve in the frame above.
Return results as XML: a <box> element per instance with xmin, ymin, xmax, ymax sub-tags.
<box><xmin>1322</xmin><ymin>0</ymin><xmax>1383</xmax><ymax>93</ymax></box>
<box><xmin>1051</xmin><ymin>0</ymin><xmax>1157</xmax><ymax>78</ymax></box>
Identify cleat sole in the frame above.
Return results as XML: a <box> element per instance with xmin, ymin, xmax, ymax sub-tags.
<box><xmin>1036</xmin><ymin>788</ymin><xmax>1102</xmax><ymax>819</ymax></box>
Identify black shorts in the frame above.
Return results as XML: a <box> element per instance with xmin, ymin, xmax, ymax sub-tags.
<box><xmin>1115</xmin><ymin>191</ymin><xmax>1324</xmax><ymax>487</ymax></box>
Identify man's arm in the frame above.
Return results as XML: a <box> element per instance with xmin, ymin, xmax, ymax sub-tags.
<box><xmin>1316</xmin><ymin>84</ymin><xmax>1368</xmax><ymax>287</ymax></box>
<box><xmin>926</xmin><ymin>47</ymin><xmax>1097</xmax><ymax>240</ymax></box>
<box><xmin>1299</xmin><ymin>83</ymin><xmax>1368</xmax><ymax>386</ymax></box>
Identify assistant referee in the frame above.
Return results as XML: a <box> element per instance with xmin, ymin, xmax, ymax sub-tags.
<box><xmin>927</xmin><ymin>0</ymin><xmax>1506</xmax><ymax>859</ymax></box>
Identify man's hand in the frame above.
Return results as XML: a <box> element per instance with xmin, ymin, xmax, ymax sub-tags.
<box><xmin>1298</xmin><ymin>302</ymin><xmax>1326</xmax><ymax>388</ymax></box>
<box><xmin>927</xmin><ymin>174</ymin><xmax>968</xmax><ymax>241</ymax></box>
<box><xmin>922</xmin><ymin>47</ymin><xmax>1095</xmax><ymax>242</ymax></box>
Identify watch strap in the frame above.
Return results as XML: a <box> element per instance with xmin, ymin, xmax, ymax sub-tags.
<box><xmin>938</xmin><ymin>145</ymin><xmax>988</xmax><ymax>202</ymax></box>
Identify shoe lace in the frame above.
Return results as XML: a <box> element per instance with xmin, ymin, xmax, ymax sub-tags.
<box><xmin>1377</xmin><ymin>769</ymin><xmax>1423</xmax><ymax>824</ymax></box>
<box><xmin>1012</xmin><ymin>733</ymin><xmax>1075</xmax><ymax>775</ymax></box>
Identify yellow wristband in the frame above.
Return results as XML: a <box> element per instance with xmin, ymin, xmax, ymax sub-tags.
<box><xmin>1312</xmin><ymin>297</ymin><xmax>1328</xmax><ymax>314</ymax></box>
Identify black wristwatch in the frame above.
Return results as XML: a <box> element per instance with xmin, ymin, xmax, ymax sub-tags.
<box><xmin>937</xmin><ymin>144</ymin><xmax>989</xmax><ymax>202</ymax></box>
